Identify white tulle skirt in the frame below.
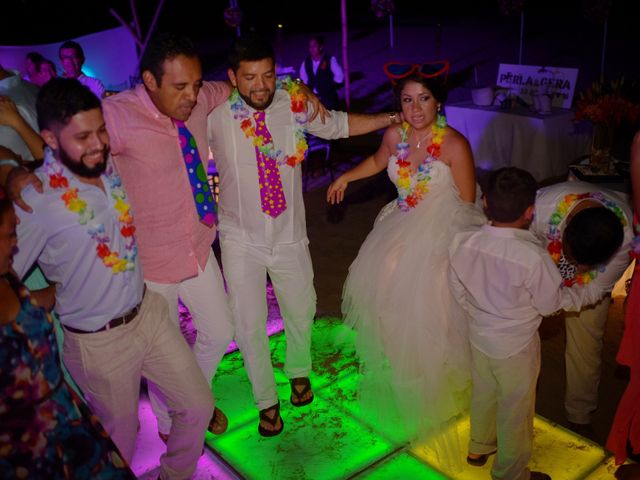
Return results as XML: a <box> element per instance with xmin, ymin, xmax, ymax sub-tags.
<box><xmin>341</xmin><ymin>163</ymin><xmax>486</xmax><ymax>469</ymax></box>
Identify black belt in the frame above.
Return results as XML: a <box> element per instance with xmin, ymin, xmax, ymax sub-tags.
<box><xmin>64</xmin><ymin>287</ymin><xmax>146</xmax><ymax>334</ymax></box>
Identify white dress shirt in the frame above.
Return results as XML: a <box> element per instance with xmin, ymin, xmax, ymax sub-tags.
<box><xmin>450</xmin><ymin>225</ymin><xmax>578</xmax><ymax>359</ymax></box>
<box><xmin>530</xmin><ymin>181</ymin><xmax>633</xmax><ymax>305</ymax></box>
<box><xmin>77</xmin><ymin>73</ymin><xmax>105</xmax><ymax>98</ymax></box>
<box><xmin>13</xmin><ymin>155</ymin><xmax>144</xmax><ymax>331</ymax></box>
<box><xmin>0</xmin><ymin>69</ymin><xmax>39</xmax><ymax>161</ymax></box>
<box><xmin>207</xmin><ymin>89</ymin><xmax>349</xmax><ymax>246</ymax></box>
<box><xmin>299</xmin><ymin>56</ymin><xmax>345</xmax><ymax>85</ymax></box>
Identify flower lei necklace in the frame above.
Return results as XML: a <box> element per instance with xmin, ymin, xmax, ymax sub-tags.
<box><xmin>547</xmin><ymin>192</ymin><xmax>627</xmax><ymax>286</ymax></box>
<box><xmin>229</xmin><ymin>76</ymin><xmax>308</xmax><ymax>167</ymax></box>
<box><xmin>392</xmin><ymin>112</ymin><xmax>446</xmax><ymax>211</ymax></box>
<box><xmin>44</xmin><ymin>152</ymin><xmax>137</xmax><ymax>274</ymax></box>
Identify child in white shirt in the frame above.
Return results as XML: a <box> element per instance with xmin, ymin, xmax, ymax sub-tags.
<box><xmin>449</xmin><ymin>167</ymin><xmax>584</xmax><ymax>480</ymax></box>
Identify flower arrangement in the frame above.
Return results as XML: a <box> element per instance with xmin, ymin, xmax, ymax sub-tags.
<box><xmin>574</xmin><ymin>77</ymin><xmax>640</xmax><ymax>126</ymax></box>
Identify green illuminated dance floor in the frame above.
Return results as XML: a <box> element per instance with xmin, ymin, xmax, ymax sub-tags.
<box><xmin>205</xmin><ymin>317</ymin><xmax>622</xmax><ymax>479</ymax></box>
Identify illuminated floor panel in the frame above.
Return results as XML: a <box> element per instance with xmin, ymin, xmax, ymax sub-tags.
<box><xmin>206</xmin><ymin>393</ymin><xmax>397</xmax><ymax>480</ymax></box>
<box><xmin>205</xmin><ymin>317</ymin><xmax>621</xmax><ymax>479</ymax></box>
<box><xmin>355</xmin><ymin>451</ymin><xmax>448</xmax><ymax>479</ymax></box>
<box><xmin>412</xmin><ymin>415</ymin><xmax>607</xmax><ymax>479</ymax></box>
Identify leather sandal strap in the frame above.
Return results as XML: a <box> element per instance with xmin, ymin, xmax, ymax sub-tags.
<box><xmin>290</xmin><ymin>377</ymin><xmax>311</xmax><ymax>398</ymax></box>
<box><xmin>259</xmin><ymin>403</ymin><xmax>281</xmax><ymax>427</ymax></box>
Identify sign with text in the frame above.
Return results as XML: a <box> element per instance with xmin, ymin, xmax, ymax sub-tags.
<box><xmin>497</xmin><ymin>64</ymin><xmax>579</xmax><ymax>109</ymax></box>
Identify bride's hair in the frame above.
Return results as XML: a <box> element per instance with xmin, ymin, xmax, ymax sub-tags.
<box><xmin>393</xmin><ymin>74</ymin><xmax>447</xmax><ymax>101</ymax></box>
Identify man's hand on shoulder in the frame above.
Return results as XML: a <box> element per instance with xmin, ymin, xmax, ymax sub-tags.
<box><xmin>6</xmin><ymin>166</ymin><xmax>42</xmax><ymax>213</ymax></box>
<box><xmin>296</xmin><ymin>81</ymin><xmax>329</xmax><ymax>124</ymax></box>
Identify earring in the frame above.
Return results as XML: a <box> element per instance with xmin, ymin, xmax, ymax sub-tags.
<box><xmin>436</xmin><ymin>103</ymin><xmax>447</xmax><ymax>128</ymax></box>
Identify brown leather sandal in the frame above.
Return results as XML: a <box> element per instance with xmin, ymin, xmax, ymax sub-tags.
<box><xmin>208</xmin><ymin>407</ymin><xmax>228</xmax><ymax>435</ymax></box>
<box><xmin>290</xmin><ymin>377</ymin><xmax>314</xmax><ymax>407</ymax></box>
<box><xmin>258</xmin><ymin>402</ymin><xmax>284</xmax><ymax>437</ymax></box>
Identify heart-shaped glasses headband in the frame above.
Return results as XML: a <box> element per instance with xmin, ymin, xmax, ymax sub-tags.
<box><xmin>383</xmin><ymin>60</ymin><xmax>450</xmax><ymax>85</ymax></box>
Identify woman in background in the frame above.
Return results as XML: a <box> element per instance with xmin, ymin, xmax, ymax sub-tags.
<box><xmin>0</xmin><ymin>187</ymin><xmax>135</xmax><ymax>479</ymax></box>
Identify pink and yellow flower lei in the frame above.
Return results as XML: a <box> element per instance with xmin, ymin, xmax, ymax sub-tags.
<box><xmin>547</xmin><ymin>192</ymin><xmax>627</xmax><ymax>286</ymax></box>
<box><xmin>43</xmin><ymin>152</ymin><xmax>137</xmax><ymax>274</ymax></box>
<box><xmin>392</xmin><ymin>114</ymin><xmax>446</xmax><ymax>211</ymax></box>
<box><xmin>229</xmin><ymin>76</ymin><xmax>308</xmax><ymax>167</ymax></box>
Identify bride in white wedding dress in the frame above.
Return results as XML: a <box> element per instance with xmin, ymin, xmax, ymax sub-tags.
<box><xmin>327</xmin><ymin>62</ymin><xmax>486</xmax><ymax>467</ymax></box>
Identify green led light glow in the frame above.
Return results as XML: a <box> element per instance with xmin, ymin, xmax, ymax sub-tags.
<box><xmin>206</xmin><ymin>317</ymin><xmax>623</xmax><ymax>479</ymax></box>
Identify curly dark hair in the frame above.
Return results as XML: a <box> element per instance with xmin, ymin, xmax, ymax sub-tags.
<box><xmin>36</xmin><ymin>78</ymin><xmax>101</xmax><ymax>131</ymax></box>
<box><xmin>228</xmin><ymin>33</ymin><xmax>275</xmax><ymax>72</ymax></box>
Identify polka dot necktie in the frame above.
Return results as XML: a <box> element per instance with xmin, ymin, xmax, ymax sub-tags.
<box><xmin>174</xmin><ymin>120</ymin><xmax>215</xmax><ymax>227</ymax></box>
<box><xmin>253</xmin><ymin>111</ymin><xmax>287</xmax><ymax>218</ymax></box>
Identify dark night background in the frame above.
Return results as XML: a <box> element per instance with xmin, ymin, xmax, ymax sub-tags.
<box><xmin>3</xmin><ymin>1</ymin><xmax>638</xmax><ymax>80</ymax></box>
<box><xmin>1</xmin><ymin>0</ymin><xmax>637</xmax><ymax>48</ymax></box>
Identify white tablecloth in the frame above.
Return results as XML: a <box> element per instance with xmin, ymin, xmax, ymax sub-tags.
<box><xmin>445</xmin><ymin>101</ymin><xmax>591</xmax><ymax>181</ymax></box>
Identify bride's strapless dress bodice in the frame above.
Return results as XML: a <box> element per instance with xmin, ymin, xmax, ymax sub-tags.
<box><xmin>387</xmin><ymin>154</ymin><xmax>453</xmax><ymax>192</ymax></box>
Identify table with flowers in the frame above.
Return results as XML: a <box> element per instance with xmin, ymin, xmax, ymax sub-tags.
<box><xmin>445</xmin><ymin>101</ymin><xmax>591</xmax><ymax>181</ymax></box>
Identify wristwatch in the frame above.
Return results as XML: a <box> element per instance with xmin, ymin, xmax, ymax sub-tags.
<box><xmin>388</xmin><ymin>112</ymin><xmax>399</xmax><ymax>124</ymax></box>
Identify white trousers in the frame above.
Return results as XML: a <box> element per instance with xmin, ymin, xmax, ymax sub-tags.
<box><xmin>220</xmin><ymin>236</ymin><xmax>316</xmax><ymax>410</ymax></box>
<box><xmin>469</xmin><ymin>335</ymin><xmax>540</xmax><ymax>480</ymax></box>
<box><xmin>63</xmin><ymin>290</ymin><xmax>213</xmax><ymax>479</ymax></box>
<box><xmin>145</xmin><ymin>251</ymin><xmax>234</xmax><ymax>434</ymax></box>
<box><xmin>564</xmin><ymin>296</ymin><xmax>611</xmax><ymax>424</ymax></box>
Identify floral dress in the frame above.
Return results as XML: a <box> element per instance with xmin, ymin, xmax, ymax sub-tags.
<box><xmin>0</xmin><ymin>273</ymin><xmax>135</xmax><ymax>479</ymax></box>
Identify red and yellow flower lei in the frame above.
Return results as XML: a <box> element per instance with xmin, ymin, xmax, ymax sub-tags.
<box><xmin>44</xmin><ymin>152</ymin><xmax>137</xmax><ymax>274</ymax></box>
<box><xmin>393</xmin><ymin>113</ymin><xmax>446</xmax><ymax>211</ymax></box>
<box><xmin>229</xmin><ymin>77</ymin><xmax>308</xmax><ymax>167</ymax></box>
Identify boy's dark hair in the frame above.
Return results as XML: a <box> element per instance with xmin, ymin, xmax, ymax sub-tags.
<box><xmin>36</xmin><ymin>78</ymin><xmax>101</xmax><ymax>131</ymax></box>
<box><xmin>484</xmin><ymin>167</ymin><xmax>537</xmax><ymax>222</ymax></box>
<box><xmin>563</xmin><ymin>207</ymin><xmax>624</xmax><ymax>266</ymax></box>
<box><xmin>140</xmin><ymin>33</ymin><xmax>198</xmax><ymax>85</ymax></box>
<box><xmin>58</xmin><ymin>40</ymin><xmax>84</xmax><ymax>61</ymax></box>
<box><xmin>228</xmin><ymin>34</ymin><xmax>275</xmax><ymax>72</ymax></box>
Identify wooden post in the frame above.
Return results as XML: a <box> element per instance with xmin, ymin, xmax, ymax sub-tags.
<box><xmin>600</xmin><ymin>20</ymin><xmax>608</xmax><ymax>82</ymax></box>
<box><xmin>110</xmin><ymin>0</ymin><xmax>165</xmax><ymax>79</ymax></box>
<box><xmin>518</xmin><ymin>11</ymin><xmax>524</xmax><ymax>64</ymax></box>
<box><xmin>341</xmin><ymin>0</ymin><xmax>350</xmax><ymax>108</ymax></box>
